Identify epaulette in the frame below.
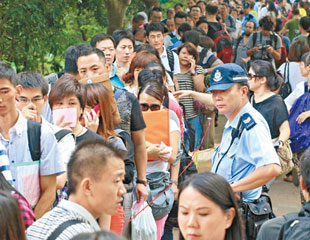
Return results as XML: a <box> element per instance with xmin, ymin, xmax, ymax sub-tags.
<box><xmin>241</xmin><ymin>113</ymin><xmax>256</xmax><ymax>130</ymax></box>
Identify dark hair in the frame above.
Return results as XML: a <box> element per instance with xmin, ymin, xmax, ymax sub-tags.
<box><xmin>78</xmin><ymin>47</ymin><xmax>106</xmax><ymax>65</ymax></box>
<box><xmin>132</xmin><ymin>14</ymin><xmax>145</xmax><ymax>24</ymax></box>
<box><xmin>300</xmin><ymin>17</ymin><xmax>310</xmax><ymax>32</ymax></box>
<box><xmin>206</xmin><ymin>4</ymin><xmax>218</xmax><ymax>15</ymax></box>
<box><xmin>72</xmin><ymin>231</ymin><xmax>126</xmax><ymax>240</ymax></box>
<box><xmin>245</xmin><ymin>20</ymin><xmax>257</xmax><ymax>30</ymax></box>
<box><xmin>178</xmin><ymin>22</ymin><xmax>193</xmax><ymax>36</ymax></box>
<box><xmin>123</xmin><ymin>51</ymin><xmax>160</xmax><ymax>84</ymax></box>
<box><xmin>149</xmin><ymin>6</ymin><xmax>163</xmax><ymax>19</ymax></box>
<box><xmin>177</xmin><ymin>42</ymin><xmax>200</xmax><ymax>62</ymax></box>
<box><xmin>259</xmin><ymin>16</ymin><xmax>274</xmax><ymax>31</ymax></box>
<box><xmin>167</xmin><ymin>8</ymin><xmax>175</xmax><ymax>15</ymax></box>
<box><xmin>138</xmin><ymin>68</ymin><xmax>165</xmax><ymax>87</ymax></box>
<box><xmin>84</xmin><ymin>84</ymin><xmax>117</xmax><ymax>140</ymax></box>
<box><xmin>288</xmin><ymin>40</ymin><xmax>310</xmax><ymax>62</ymax></box>
<box><xmin>67</xmin><ymin>139</ymin><xmax>125</xmax><ymax>194</ymax></box>
<box><xmin>49</xmin><ymin>75</ymin><xmax>85</xmax><ymax>110</ymax></box>
<box><xmin>0</xmin><ymin>191</ymin><xmax>26</xmax><ymax>240</ymax></box>
<box><xmin>197</xmin><ymin>0</ymin><xmax>207</xmax><ymax>8</ymax></box>
<box><xmin>200</xmin><ymin>35</ymin><xmax>214</xmax><ymax>49</ymax></box>
<box><xmin>0</xmin><ymin>62</ymin><xmax>17</xmax><ymax>86</ymax></box>
<box><xmin>292</xmin><ymin>8</ymin><xmax>300</xmax><ymax>16</ymax></box>
<box><xmin>64</xmin><ymin>46</ymin><xmax>80</xmax><ymax>75</ymax></box>
<box><xmin>174</xmin><ymin>11</ymin><xmax>188</xmax><ymax>21</ymax></box>
<box><xmin>190</xmin><ymin>5</ymin><xmax>202</xmax><ymax>12</ymax></box>
<box><xmin>174</xmin><ymin>2</ymin><xmax>184</xmax><ymax>10</ymax></box>
<box><xmin>112</xmin><ymin>29</ymin><xmax>135</xmax><ymax>48</ymax></box>
<box><xmin>196</xmin><ymin>18</ymin><xmax>208</xmax><ymax>27</ymax></box>
<box><xmin>251</xmin><ymin>60</ymin><xmax>281</xmax><ymax>91</ymax></box>
<box><xmin>275</xmin><ymin>18</ymin><xmax>283</xmax><ymax>33</ymax></box>
<box><xmin>17</xmin><ymin>72</ymin><xmax>49</xmax><ymax>96</ymax></box>
<box><xmin>146</xmin><ymin>22</ymin><xmax>165</xmax><ymax>36</ymax></box>
<box><xmin>138</xmin><ymin>80</ymin><xmax>165</xmax><ymax>103</ymax></box>
<box><xmin>268</xmin><ymin>2</ymin><xmax>279</xmax><ymax>16</ymax></box>
<box><xmin>90</xmin><ymin>33</ymin><xmax>115</xmax><ymax>48</ymax></box>
<box><xmin>182</xmin><ymin>30</ymin><xmax>201</xmax><ymax>47</ymax></box>
<box><xmin>301</xmin><ymin>52</ymin><xmax>310</xmax><ymax>66</ymax></box>
<box><xmin>136</xmin><ymin>44</ymin><xmax>160</xmax><ymax>59</ymax></box>
<box><xmin>144</xmin><ymin>62</ymin><xmax>168</xmax><ymax>84</ymax></box>
<box><xmin>178</xmin><ymin>172</ymin><xmax>243</xmax><ymax>240</ymax></box>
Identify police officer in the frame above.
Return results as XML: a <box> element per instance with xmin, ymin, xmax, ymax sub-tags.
<box><xmin>209</xmin><ymin>63</ymin><xmax>281</xmax><ymax>202</ymax></box>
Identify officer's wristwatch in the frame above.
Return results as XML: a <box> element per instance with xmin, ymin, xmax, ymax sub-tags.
<box><xmin>136</xmin><ymin>179</ymin><xmax>148</xmax><ymax>186</ymax></box>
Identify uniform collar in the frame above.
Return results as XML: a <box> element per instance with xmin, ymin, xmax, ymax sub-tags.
<box><xmin>225</xmin><ymin>102</ymin><xmax>251</xmax><ymax>129</ymax></box>
<box><xmin>58</xmin><ymin>200</ymin><xmax>101</xmax><ymax>231</ymax></box>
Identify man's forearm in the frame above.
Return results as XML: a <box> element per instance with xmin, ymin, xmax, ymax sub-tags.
<box><xmin>135</xmin><ymin>144</ymin><xmax>147</xmax><ymax>180</ymax></box>
<box><xmin>34</xmin><ymin>186</ymin><xmax>56</xmax><ymax>219</ymax></box>
<box><xmin>231</xmin><ymin>164</ymin><xmax>281</xmax><ymax>193</ymax></box>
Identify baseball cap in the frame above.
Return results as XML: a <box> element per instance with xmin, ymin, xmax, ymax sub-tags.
<box><xmin>207</xmin><ymin>63</ymin><xmax>248</xmax><ymax>92</ymax></box>
<box><xmin>243</xmin><ymin>2</ymin><xmax>250</xmax><ymax>8</ymax></box>
<box><xmin>300</xmin><ymin>149</ymin><xmax>310</xmax><ymax>191</ymax></box>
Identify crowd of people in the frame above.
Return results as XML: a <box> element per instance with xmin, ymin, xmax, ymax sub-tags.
<box><xmin>1</xmin><ymin>0</ymin><xmax>310</xmax><ymax>239</ymax></box>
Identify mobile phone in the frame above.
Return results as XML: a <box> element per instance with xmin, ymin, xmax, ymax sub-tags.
<box><xmin>90</xmin><ymin>104</ymin><xmax>100</xmax><ymax>119</ymax></box>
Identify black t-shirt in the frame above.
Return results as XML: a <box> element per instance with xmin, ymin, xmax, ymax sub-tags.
<box><xmin>76</xmin><ymin>129</ymin><xmax>103</xmax><ymax>145</ymax></box>
<box><xmin>252</xmin><ymin>94</ymin><xmax>288</xmax><ymax>139</ymax></box>
<box><xmin>115</xmin><ymin>89</ymin><xmax>146</xmax><ymax>134</ymax></box>
<box><xmin>207</xmin><ymin>22</ymin><xmax>223</xmax><ymax>41</ymax></box>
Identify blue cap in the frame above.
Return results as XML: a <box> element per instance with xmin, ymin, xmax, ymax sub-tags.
<box><xmin>243</xmin><ymin>2</ymin><xmax>250</xmax><ymax>8</ymax></box>
<box><xmin>207</xmin><ymin>63</ymin><xmax>248</xmax><ymax>92</ymax></box>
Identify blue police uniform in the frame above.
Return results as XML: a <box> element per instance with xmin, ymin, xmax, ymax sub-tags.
<box><xmin>208</xmin><ymin>63</ymin><xmax>280</xmax><ymax>202</ymax></box>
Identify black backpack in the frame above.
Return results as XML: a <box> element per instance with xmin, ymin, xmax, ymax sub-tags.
<box><xmin>278</xmin><ymin>204</ymin><xmax>310</xmax><ymax>240</ymax></box>
<box><xmin>166</xmin><ymin>48</ymin><xmax>175</xmax><ymax>79</ymax></box>
<box><xmin>279</xmin><ymin>62</ymin><xmax>292</xmax><ymax>99</ymax></box>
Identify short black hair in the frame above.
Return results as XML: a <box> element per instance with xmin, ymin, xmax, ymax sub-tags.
<box><xmin>78</xmin><ymin>47</ymin><xmax>106</xmax><ymax>64</ymax></box>
<box><xmin>0</xmin><ymin>62</ymin><xmax>17</xmax><ymax>86</ymax></box>
<box><xmin>197</xmin><ymin>0</ymin><xmax>207</xmax><ymax>7</ymax></box>
<box><xmin>67</xmin><ymin>139</ymin><xmax>125</xmax><ymax>195</ymax></box>
<box><xmin>300</xmin><ymin>17</ymin><xmax>310</xmax><ymax>32</ymax></box>
<box><xmin>112</xmin><ymin>29</ymin><xmax>135</xmax><ymax>48</ymax></box>
<box><xmin>174</xmin><ymin>11</ymin><xmax>188</xmax><ymax>21</ymax></box>
<box><xmin>206</xmin><ymin>4</ymin><xmax>218</xmax><ymax>15</ymax></box>
<box><xmin>182</xmin><ymin>30</ymin><xmax>202</xmax><ymax>46</ymax></box>
<box><xmin>196</xmin><ymin>18</ymin><xmax>208</xmax><ymax>27</ymax></box>
<box><xmin>132</xmin><ymin>14</ymin><xmax>145</xmax><ymax>24</ymax></box>
<box><xmin>178</xmin><ymin>22</ymin><xmax>193</xmax><ymax>36</ymax></box>
<box><xmin>17</xmin><ymin>72</ymin><xmax>49</xmax><ymax>96</ymax></box>
<box><xmin>149</xmin><ymin>6</ymin><xmax>163</xmax><ymax>18</ymax></box>
<box><xmin>64</xmin><ymin>46</ymin><xmax>80</xmax><ymax>75</ymax></box>
<box><xmin>146</xmin><ymin>22</ymin><xmax>165</xmax><ymax>36</ymax></box>
<box><xmin>292</xmin><ymin>8</ymin><xmax>300</xmax><ymax>15</ymax></box>
<box><xmin>90</xmin><ymin>34</ymin><xmax>115</xmax><ymax>48</ymax></box>
<box><xmin>135</xmin><ymin>43</ymin><xmax>160</xmax><ymax>59</ymax></box>
<box><xmin>259</xmin><ymin>16</ymin><xmax>274</xmax><ymax>31</ymax></box>
<box><xmin>174</xmin><ymin>2</ymin><xmax>184</xmax><ymax>9</ymax></box>
<box><xmin>190</xmin><ymin>5</ymin><xmax>202</xmax><ymax>12</ymax></box>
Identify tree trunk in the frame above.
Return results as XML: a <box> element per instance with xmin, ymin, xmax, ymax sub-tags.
<box><xmin>103</xmin><ymin>0</ymin><xmax>132</xmax><ymax>35</ymax></box>
<box><xmin>143</xmin><ymin>0</ymin><xmax>160</xmax><ymax>9</ymax></box>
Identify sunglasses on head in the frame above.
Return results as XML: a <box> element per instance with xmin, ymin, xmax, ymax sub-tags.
<box><xmin>140</xmin><ymin>103</ymin><xmax>161</xmax><ymax>112</ymax></box>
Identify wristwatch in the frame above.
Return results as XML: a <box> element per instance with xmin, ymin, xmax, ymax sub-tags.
<box><xmin>136</xmin><ymin>179</ymin><xmax>148</xmax><ymax>186</ymax></box>
<box><xmin>191</xmin><ymin>71</ymin><xmax>197</xmax><ymax>76</ymax></box>
<box><xmin>278</xmin><ymin>140</ymin><xmax>284</xmax><ymax>147</ymax></box>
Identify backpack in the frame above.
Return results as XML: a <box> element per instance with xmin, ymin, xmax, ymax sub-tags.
<box><xmin>166</xmin><ymin>48</ymin><xmax>175</xmax><ymax>79</ymax></box>
<box><xmin>288</xmin><ymin>82</ymin><xmax>310</xmax><ymax>153</ymax></box>
<box><xmin>212</xmin><ymin>25</ymin><xmax>233</xmax><ymax>63</ymax></box>
<box><xmin>47</xmin><ymin>219</ymin><xmax>83</xmax><ymax>240</ymax></box>
<box><xmin>278</xmin><ymin>63</ymin><xmax>292</xmax><ymax>99</ymax></box>
<box><xmin>278</xmin><ymin>204</ymin><xmax>310</xmax><ymax>240</ymax></box>
<box><xmin>275</xmin><ymin>34</ymin><xmax>288</xmax><ymax>69</ymax></box>
<box><xmin>27</xmin><ymin>119</ymin><xmax>74</xmax><ymax>161</ymax></box>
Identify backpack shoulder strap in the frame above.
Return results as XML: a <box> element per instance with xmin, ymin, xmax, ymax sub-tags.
<box><xmin>27</xmin><ymin>119</ymin><xmax>41</xmax><ymax>161</ymax></box>
<box><xmin>233</xmin><ymin>36</ymin><xmax>243</xmax><ymax>62</ymax></box>
<box><xmin>166</xmin><ymin>48</ymin><xmax>175</xmax><ymax>74</ymax></box>
<box><xmin>54</xmin><ymin>129</ymin><xmax>74</xmax><ymax>142</ymax></box>
<box><xmin>253</xmin><ymin>32</ymin><xmax>258</xmax><ymax>46</ymax></box>
<box><xmin>47</xmin><ymin>219</ymin><xmax>83</xmax><ymax>240</ymax></box>
<box><xmin>114</xmin><ymin>89</ymin><xmax>125</xmax><ymax>101</ymax></box>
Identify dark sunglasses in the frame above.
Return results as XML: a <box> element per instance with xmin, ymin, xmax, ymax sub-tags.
<box><xmin>247</xmin><ymin>73</ymin><xmax>262</xmax><ymax>79</ymax></box>
<box><xmin>140</xmin><ymin>103</ymin><xmax>161</xmax><ymax>112</ymax></box>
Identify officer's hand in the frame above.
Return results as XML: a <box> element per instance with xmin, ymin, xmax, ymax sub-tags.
<box><xmin>266</xmin><ymin>45</ymin><xmax>274</xmax><ymax>54</ymax></box>
<box><xmin>173</xmin><ymin>90</ymin><xmax>193</xmax><ymax>99</ymax></box>
<box><xmin>297</xmin><ymin>111</ymin><xmax>310</xmax><ymax>124</ymax></box>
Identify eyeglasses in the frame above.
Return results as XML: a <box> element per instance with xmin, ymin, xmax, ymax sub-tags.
<box><xmin>140</xmin><ymin>103</ymin><xmax>161</xmax><ymax>112</ymax></box>
<box><xmin>16</xmin><ymin>96</ymin><xmax>44</xmax><ymax>104</ymax></box>
<box><xmin>247</xmin><ymin>73</ymin><xmax>262</xmax><ymax>79</ymax></box>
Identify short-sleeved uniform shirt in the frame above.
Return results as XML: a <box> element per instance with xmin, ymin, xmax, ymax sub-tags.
<box><xmin>211</xmin><ymin>103</ymin><xmax>279</xmax><ymax>202</ymax></box>
<box><xmin>252</xmin><ymin>94</ymin><xmax>289</xmax><ymax>139</ymax></box>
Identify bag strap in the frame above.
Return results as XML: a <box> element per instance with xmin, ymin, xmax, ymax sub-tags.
<box><xmin>233</xmin><ymin>36</ymin><xmax>243</xmax><ymax>63</ymax></box>
<box><xmin>47</xmin><ymin>219</ymin><xmax>83</xmax><ymax>240</ymax></box>
<box><xmin>166</xmin><ymin>48</ymin><xmax>175</xmax><ymax>74</ymax></box>
<box><xmin>114</xmin><ymin>89</ymin><xmax>124</xmax><ymax>101</ymax></box>
<box><xmin>54</xmin><ymin>129</ymin><xmax>74</xmax><ymax>142</ymax></box>
<box><xmin>27</xmin><ymin>119</ymin><xmax>41</xmax><ymax>161</ymax></box>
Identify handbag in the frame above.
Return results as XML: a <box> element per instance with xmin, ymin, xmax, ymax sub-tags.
<box><xmin>239</xmin><ymin>192</ymin><xmax>274</xmax><ymax>240</ymax></box>
<box><xmin>146</xmin><ymin>171</ymin><xmax>174</xmax><ymax>220</ymax></box>
<box><xmin>272</xmin><ymin>138</ymin><xmax>294</xmax><ymax>175</ymax></box>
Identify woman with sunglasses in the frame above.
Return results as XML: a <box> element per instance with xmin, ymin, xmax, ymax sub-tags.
<box><xmin>138</xmin><ymin>80</ymin><xmax>180</xmax><ymax>240</ymax></box>
<box><xmin>248</xmin><ymin>60</ymin><xmax>290</xmax><ymax>182</ymax></box>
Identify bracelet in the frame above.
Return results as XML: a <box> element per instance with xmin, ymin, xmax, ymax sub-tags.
<box><xmin>278</xmin><ymin>140</ymin><xmax>284</xmax><ymax>146</ymax></box>
<box><xmin>191</xmin><ymin>72</ymin><xmax>197</xmax><ymax>76</ymax></box>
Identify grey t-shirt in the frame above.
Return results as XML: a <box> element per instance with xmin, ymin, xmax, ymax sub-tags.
<box><xmin>234</xmin><ymin>37</ymin><xmax>248</xmax><ymax>68</ymax></box>
<box><xmin>246</xmin><ymin>31</ymin><xmax>282</xmax><ymax>68</ymax></box>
